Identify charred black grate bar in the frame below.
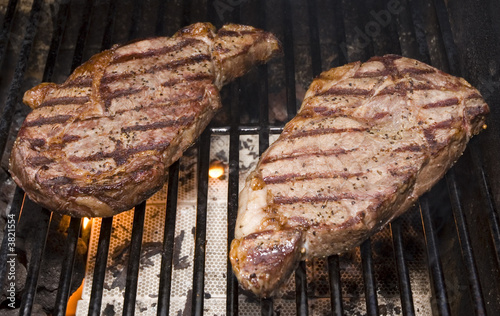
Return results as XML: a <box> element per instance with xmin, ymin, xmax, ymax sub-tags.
<box><xmin>0</xmin><ymin>0</ymin><xmax>499</xmax><ymax>315</ymax></box>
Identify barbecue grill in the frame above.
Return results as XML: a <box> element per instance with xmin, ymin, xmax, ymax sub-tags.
<box><xmin>0</xmin><ymin>0</ymin><xmax>499</xmax><ymax>315</ymax></box>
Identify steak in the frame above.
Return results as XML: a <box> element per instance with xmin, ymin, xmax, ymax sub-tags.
<box><xmin>9</xmin><ymin>22</ymin><xmax>281</xmax><ymax>218</ymax></box>
<box><xmin>230</xmin><ymin>55</ymin><xmax>489</xmax><ymax>297</ymax></box>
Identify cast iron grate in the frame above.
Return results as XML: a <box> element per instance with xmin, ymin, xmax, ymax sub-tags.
<box><xmin>0</xmin><ymin>0</ymin><xmax>499</xmax><ymax>315</ymax></box>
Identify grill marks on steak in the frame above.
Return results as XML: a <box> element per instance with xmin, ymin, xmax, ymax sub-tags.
<box><xmin>38</xmin><ymin>96</ymin><xmax>91</xmax><ymax>108</ymax></box>
<box><xmin>10</xmin><ymin>22</ymin><xmax>281</xmax><ymax>217</ymax></box>
<box><xmin>98</xmin><ymin>38</ymin><xmax>214</xmax><ymax>115</ymax></box>
<box><xmin>108</xmin><ymin>37</ymin><xmax>201</xmax><ymax>65</ymax></box>
<box><xmin>230</xmin><ymin>55</ymin><xmax>489</xmax><ymax>297</ymax></box>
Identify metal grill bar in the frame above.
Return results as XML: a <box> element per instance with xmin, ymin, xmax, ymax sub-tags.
<box><xmin>101</xmin><ymin>0</ymin><xmax>117</xmax><ymax>50</ymax></box>
<box><xmin>446</xmin><ymin>170</ymin><xmax>487</xmax><ymax>315</ymax></box>
<box><xmin>209</xmin><ymin>125</ymin><xmax>286</xmax><ymax>135</ymax></box>
<box><xmin>122</xmin><ymin>202</ymin><xmax>147</xmax><ymax>316</ymax></box>
<box><xmin>404</xmin><ymin>0</ymin><xmax>432</xmax><ymax>64</ymax></box>
<box><xmin>0</xmin><ymin>0</ymin><xmax>19</xmax><ymax>67</ymax></box>
<box><xmin>127</xmin><ymin>0</ymin><xmax>143</xmax><ymax>40</ymax></box>
<box><xmin>431</xmin><ymin>0</ymin><xmax>460</xmax><ymax>76</ymax></box>
<box><xmin>70</xmin><ymin>0</ymin><xmax>94</xmax><ymax>71</ymax></box>
<box><xmin>360</xmin><ymin>239</ymin><xmax>379</xmax><ymax>316</ymax></box>
<box><xmin>282</xmin><ymin>0</ymin><xmax>297</xmax><ymax>120</ymax></box>
<box><xmin>41</xmin><ymin>0</ymin><xmax>70</xmax><ymax>85</ymax></box>
<box><xmin>157</xmin><ymin>161</ymin><xmax>180</xmax><ymax>315</ymax></box>
<box><xmin>88</xmin><ymin>217</ymin><xmax>113</xmax><ymax>315</ymax></box>
<box><xmin>470</xmin><ymin>142</ymin><xmax>500</xmax><ymax>266</ymax></box>
<box><xmin>294</xmin><ymin>261</ymin><xmax>309</xmax><ymax>315</ymax></box>
<box><xmin>53</xmin><ymin>217</ymin><xmax>82</xmax><ymax>316</ymax></box>
<box><xmin>157</xmin><ymin>166</ymin><xmax>181</xmax><ymax>307</ymax></box>
<box><xmin>0</xmin><ymin>186</ymin><xmax>23</xmax><ymax>290</ymax></box>
<box><xmin>391</xmin><ymin>219</ymin><xmax>416</xmax><ymax>316</ymax></box>
<box><xmin>420</xmin><ymin>197</ymin><xmax>451</xmax><ymax>315</ymax></box>
<box><xmin>332</xmin><ymin>0</ymin><xmax>347</xmax><ymax>66</ymax></box>
<box><xmin>327</xmin><ymin>255</ymin><xmax>344</xmax><ymax>316</ymax></box>
<box><xmin>257</xmin><ymin>0</ymin><xmax>270</xmax><ymax>156</ymax></box>
<box><xmin>19</xmin><ymin>207</ymin><xmax>52</xmax><ymax>316</ymax></box>
<box><xmin>307</xmin><ymin>0</ymin><xmax>321</xmax><ymax>77</ymax></box>
<box><xmin>192</xmin><ymin>130</ymin><xmax>211</xmax><ymax>316</ymax></box>
<box><xmin>154</xmin><ymin>0</ymin><xmax>167</xmax><ymax>35</ymax></box>
<box><xmin>0</xmin><ymin>0</ymin><xmax>42</xmax><ymax>161</ymax></box>
<box><xmin>261</xmin><ymin>298</ymin><xmax>273</xmax><ymax>316</ymax></box>
<box><xmin>395</xmin><ymin>0</ymin><xmax>420</xmax><ymax>59</ymax></box>
<box><xmin>226</xmin><ymin>73</ymin><xmax>241</xmax><ymax>316</ymax></box>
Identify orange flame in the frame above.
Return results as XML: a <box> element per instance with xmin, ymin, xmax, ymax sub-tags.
<box><xmin>209</xmin><ymin>161</ymin><xmax>225</xmax><ymax>179</ymax></box>
<box><xmin>82</xmin><ymin>217</ymin><xmax>91</xmax><ymax>229</ymax></box>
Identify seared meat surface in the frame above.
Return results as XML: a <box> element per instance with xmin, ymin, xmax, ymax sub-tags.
<box><xmin>230</xmin><ymin>55</ymin><xmax>489</xmax><ymax>297</ymax></box>
<box><xmin>10</xmin><ymin>22</ymin><xmax>281</xmax><ymax>217</ymax></box>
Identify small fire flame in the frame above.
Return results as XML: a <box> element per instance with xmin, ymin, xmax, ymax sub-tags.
<box><xmin>209</xmin><ymin>161</ymin><xmax>225</xmax><ymax>179</ymax></box>
<box><xmin>82</xmin><ymin>217</ymin><xmax>91</xmax><ymax>229</ymax></box>
<box><xmin>66</xmin><ymin>282</ymin><xmax>83</xmax><ymax>315</ymax></box>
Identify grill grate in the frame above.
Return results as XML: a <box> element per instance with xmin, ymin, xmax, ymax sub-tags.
<box><xmin>1</xmin><ymin>0</ymin><xmax>499</xmax><ymax>315</ymax></box>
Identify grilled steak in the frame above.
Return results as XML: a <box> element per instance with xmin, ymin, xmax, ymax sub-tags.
<box><xmin>230</xmin><ymin>55</ymin><xmax>489</xmax><ymax>297</ymax></box>
<box><xmin>9</xmin><ymin>22</ymin><xmax>281</xmax><ymax>218</ymax></box>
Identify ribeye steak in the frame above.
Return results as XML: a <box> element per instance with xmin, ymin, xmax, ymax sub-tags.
<box><xmin>230</xmin><ymin>55</ymin><xmax>489</xmax><ymax>297</ymax></box>
<box><xmin>9</xmin><ymin>22</ymin><xmax>281</xmax><ymax>217</ymax></box>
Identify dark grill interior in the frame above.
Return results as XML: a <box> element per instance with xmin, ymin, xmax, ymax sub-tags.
<box><xmin>0</xmin><ymin>0</ymin><xmax>499</xmax><ymax>315</ymax></box>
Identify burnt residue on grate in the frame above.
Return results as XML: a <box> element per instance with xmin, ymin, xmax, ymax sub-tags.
<box><xmin>105</xmin><ymin>241</ymin><xmax>163</xmax><ymax>291</ymax></box>
<box><xmin>173</xmin><ymin>230</ymin><xmax>190</xmax><ymax>271</ymax></box>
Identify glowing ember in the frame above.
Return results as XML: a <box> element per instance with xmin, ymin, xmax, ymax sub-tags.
<box><xmin>82</xmin><ymin>217</ymin><xmax>91</xmax><ymax>229</ymax></box>
<box><xmin>66</xmin><ymin>282</ymin><xmax>83</xmax><ymax>315</ymax></box>
<box><xmin>209</xmin><ymin>161</ymin><xmax>225</xmax><ymax>179</ymax></box>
